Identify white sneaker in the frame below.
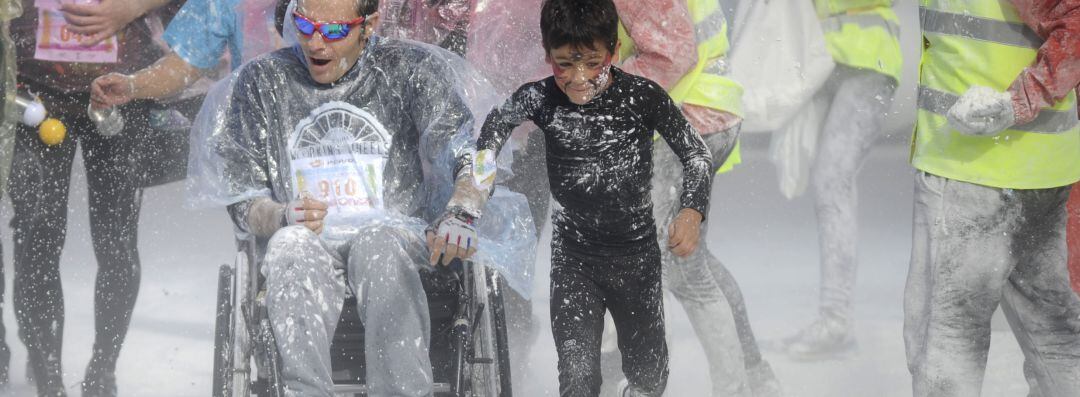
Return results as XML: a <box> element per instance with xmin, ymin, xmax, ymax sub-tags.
<box><xmin>781</xmin><ymin>317</ymin><xmax>856</xmax><ymax>361</ymax></box>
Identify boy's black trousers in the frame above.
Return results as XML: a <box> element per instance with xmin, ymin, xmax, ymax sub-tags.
<box><xmin>549</xmin><ymin>240</ymin><xmax>668</xmax><ymax>397</ymax></box>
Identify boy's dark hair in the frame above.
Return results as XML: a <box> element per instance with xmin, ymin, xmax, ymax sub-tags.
<box><xmin>540</xmin><ymin>0</ymin><xmax>619</xmax><ymax>53</ymax></box>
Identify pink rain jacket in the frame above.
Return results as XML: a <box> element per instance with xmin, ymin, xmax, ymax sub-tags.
<box><xmin>1008</xmin><ymin>0</ymin><xmax>1080</xmax><ymax>124</ymax></box>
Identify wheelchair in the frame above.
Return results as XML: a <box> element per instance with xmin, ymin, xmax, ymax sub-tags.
<box><xmin>210</xmin><ymin>233</ymin><xmax>513</xmax><ymax>397</ymax></box>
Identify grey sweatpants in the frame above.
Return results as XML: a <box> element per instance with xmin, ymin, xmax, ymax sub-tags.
<box><xmin>262</xmin><ymin>224</ymin><xmax>434</xmax><ymax>397</ymax></box>
<box><xmin>904</xmin><ymin>172</ymin><xmax>1080</xmax><ymax>397</ymax></box>
<box><xmin>812</xmin><ymin>66</ymin><xmax>896</xmax><ymax>326</ymax></box>
<box><xmin>652</xmin><ymin>128</ymin><xmax>753</xmax><ymax>397</ymax></box>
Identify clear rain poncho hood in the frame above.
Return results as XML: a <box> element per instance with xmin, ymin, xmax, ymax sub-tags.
<box><xmin>187</xmin><ymin>34</ymin><xmax>537</xmax><ymax>297</ymax></box>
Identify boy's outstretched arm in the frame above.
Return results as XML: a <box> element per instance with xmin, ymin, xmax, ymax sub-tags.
<box><xmin>428</xmin><ymin>83</ymin><xmax>543</xmax><ymax>266</ymax></box>
<box><xmin>650</xmin><ymin>86</ymin><xmax>713</xmax><ymax>257</ymax></box>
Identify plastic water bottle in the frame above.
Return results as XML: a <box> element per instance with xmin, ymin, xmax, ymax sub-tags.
<box><xmin>87</xmin><ymin>102</ymin><xmax>124</xmax><ymax>137</ymax></box>
<box><xmin>13</xmin><ymin>92</ymin><xmax>46</xmax><ymax>127</ymax></box>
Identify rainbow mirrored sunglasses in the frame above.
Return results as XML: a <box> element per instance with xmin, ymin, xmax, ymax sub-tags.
<box><xmin>292</xmin><ymin>11</ymin><xmax>366</xmax><ymax>41</ymax></box>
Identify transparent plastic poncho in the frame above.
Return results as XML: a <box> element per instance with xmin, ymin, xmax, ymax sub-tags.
<box><xmin>378</xmin><ymin>0</ymin><xmax>471</xmax><ymax>50</ymax></box>
<box><xmin>0</xmin><ymin>0</ymin><xmax>20</xmax><ymax>196</ymax></box>
<box><xmin>376</xmin><ymin>0</ymin><xmax>548</xmax><ymax>96</ymax></box>
<box><xmin>187</xmin><ymin>34</ymin><xmax>537</xmax><ymax>298</ymax></box>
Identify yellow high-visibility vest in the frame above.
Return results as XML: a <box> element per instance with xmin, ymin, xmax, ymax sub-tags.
<box><xmin>913</xmin><ymin>0</ymin><xmax>1080</xmax><ymax>189</ymax></box>
<box><xmin>617</xmin><ymin>0</ymin><xmax>743</xmax><ymax>173</ymax></box>
<box><xmin>814</xmin><ymin>0</ymin><xmax>902</xmax><ymax>81</ymax></box>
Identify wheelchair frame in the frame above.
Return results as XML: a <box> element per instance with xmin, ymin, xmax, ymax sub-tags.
<box><xmin>211</xmin><ymin>234</ymin><xmax>513</xmax><ymax>397</ymax></box>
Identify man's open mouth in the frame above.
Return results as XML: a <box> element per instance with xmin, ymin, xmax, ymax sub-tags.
<box><xmin>310</xmin><ymin>57</ymin><xmax>332</xmax><ymax>67</ymax></box>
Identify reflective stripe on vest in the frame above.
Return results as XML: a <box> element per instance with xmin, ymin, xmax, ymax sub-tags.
<box><xmin>694</xmin><ymin>6</ymin><xmax>726</xmax><ymax>44</ymax></box>
<box><xmin>920</xmin><ymin>7</ymin><xmax>1040</xmax><ymax>48</ymax></box>
<box><xmin>918</xmin><ymin>86</ymin><xmax>1078</xmax><ymax>134</ymax></box>
<box><xmin>913</xmin><ymin>2</ymin><xmax>1080</xmax><ymax>189</ymax></box>
<box><xmin>820</xmin><ymin>13</ymin><xmax>899</xmax><ymax>36</ymax></box>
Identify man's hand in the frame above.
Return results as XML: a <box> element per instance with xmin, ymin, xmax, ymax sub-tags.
<box><xmin>284</xmin><ymin>196</ymin><xmax>329</xmax><ymax>234</ymax></box>
<box><xmin>947</xmin><ymin>86</ymin><xmax>1016</xmax><ymax>136</ymax></box>
<box><xmin>90</xmin><ymin>73</ymin><xmax>135</xmax><ymax>108</ymax></box>
<box><xmin>60</xmin><ymin>0</ymin><xmax>155</xmax><ymax>46</ymax></box>
<box><xmin>668</xmin><ymin>208</ymin><xmax>703</xmax><ymax>258</ymax></box>
<box><xmin>426</xmin><ymin>209</ymin><xmax>478</xmax><ymax>266</ymax></box>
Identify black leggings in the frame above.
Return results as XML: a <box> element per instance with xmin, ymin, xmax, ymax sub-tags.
<box><xmin>8</xmin><ymin>93</ymin><xmax>144</xmax><ymax>391</ymax></box>
<box><xmin>550</xmin><ymin>241</ymin><xmax>667</xmax><ymax>397</ymax></box>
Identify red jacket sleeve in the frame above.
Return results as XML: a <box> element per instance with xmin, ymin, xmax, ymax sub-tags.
<box><xmin>612</xmin><ymin>0</ymin><xmax>698</xmax><ymax>90</ymax></box>
<box><xmin>1007</xmin><ymin>0</ymin><xmax>1080</xmax><ymax>124</ymax></box>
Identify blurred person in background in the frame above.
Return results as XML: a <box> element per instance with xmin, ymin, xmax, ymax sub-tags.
<box><xmin>779</xmin><ymin>0</ymin><xmax>902</xmax><ymax>360</ymax></box>
<box><xmin>601</xmin><ymin>0</ymin><xmax>783</xmax><ymax>395</ymax></box>
<box><xmin>88</xmin><ymin>0</ymin><xmax>287</xmax><ymax>109</ymax></box>
<box><xmin>9</xmin><ymin>0</ymin><xmax>178</xmax><ymax>394</ymax></box>
<box><xmin>0</xmin><ymin>0</ymin><xmax>19</xmax><ymax>388</ymax></box>
<box><xmin>906</xmin><ymin>0</ymin><xmax>1080</xmax><ymax>395</ymax></box>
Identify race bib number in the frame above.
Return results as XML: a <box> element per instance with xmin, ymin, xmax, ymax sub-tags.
<box><xmin>288</xmin><ymin>102</ymin><xmax>393</xmax><ymax>223</ymax></box>
<box><xmin>33</xmin><ymin>0</ymin><xmax>119</xmax><ymax>63</ymax></box>
<box><xmin>293</xmin><ymin>154</ymin><xmax>386</xmax><ymax>216</ymax></box>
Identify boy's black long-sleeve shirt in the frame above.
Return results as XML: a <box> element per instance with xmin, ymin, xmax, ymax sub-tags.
<box><xmin>477</xmin><ymin>67</ymin><xmax>712</xmax><ymax>256</ymax></box>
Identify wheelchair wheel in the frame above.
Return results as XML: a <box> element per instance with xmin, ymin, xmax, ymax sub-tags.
<box><xmin>212</xmin><ymin>252</ymin><xmax>256</xmax><ymax>397</ymax></box>
<box><xmin>462</xmin><ymin>263</ymin><xmax>513</xmax><ymax>397</ymax></box>
<box><xmin>486</xmin><ymin>267</ymin><xmax>513</xmax><ymax>397</ymax></box>
<box><xmin>212</xmin><ymin>264</ymin><xmax>236</xmax><ymax>396</ymax></box>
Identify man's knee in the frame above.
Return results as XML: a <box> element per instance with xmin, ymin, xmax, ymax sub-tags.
<box><xmin>347</xmin><ymin>223</ymin><xmax>425</xmax><ymax>285</ymax></box>
<box><xmin>930</xmin><ymin>293</ymin><xmax>998</xmax><ymax>339</ymax></box>
<box><xmin>268</xmin><ymin>225</ymin><xmax>321</xmax><ymax>252</ymax></box>
<box><xmin>264</xmin><ymin>225</ymin><xmax>327</xmax><ymax>282</ymax></box>
<box><xmin>351</xmin><ymin>223</ymin><xmax>416</xmax><ymax>251</ymax></box>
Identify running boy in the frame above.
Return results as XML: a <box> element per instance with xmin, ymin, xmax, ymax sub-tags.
<box><xmin>429</xmin><ymin>0</ymin><xmax>713</xmax><ymax>395</ymax></box>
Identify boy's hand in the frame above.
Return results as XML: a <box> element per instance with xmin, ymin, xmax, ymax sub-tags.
<box><xmin>668</xmin><ymin>208</ymin><xmax>703</xmax><ymax>258</ymax></box>
<box><xmin>426</xmin><ymin>209</ymin><xmax>478</xmax><ymax>266</ymax></box>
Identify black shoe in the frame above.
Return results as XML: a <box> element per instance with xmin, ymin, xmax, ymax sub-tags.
<box><xmin>80</xmin><ymin>371</ymin><xmax>116</xmax><ymax>397</ymax></box>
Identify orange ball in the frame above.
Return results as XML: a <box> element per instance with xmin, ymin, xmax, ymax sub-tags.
<box><xmin>38</xmin><ymin>118</ymin><xmax>66</xmax><ymax>146</ymax></box>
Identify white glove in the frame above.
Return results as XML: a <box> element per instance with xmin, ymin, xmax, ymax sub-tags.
<box><xmin>426</xmin><ymin>208</ymin><xmax>479</xmax><ymax>266</ymax></box>
<box><xmin>947</xmin><ymin>86</ymin><xmax>1016</xmax><ymax>136</ymax></box>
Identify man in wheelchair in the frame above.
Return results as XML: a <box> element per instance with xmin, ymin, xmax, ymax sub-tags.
<box><xmin>186</xmin><ymin>0</ymin><xmax>535</xmax><ymax>395</ymax></box>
